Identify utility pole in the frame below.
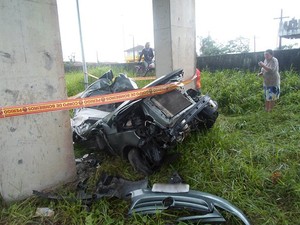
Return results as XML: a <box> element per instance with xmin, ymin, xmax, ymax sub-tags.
<box><xmin>132</xmin><ymin>35</ymin><xmax>135</xmax><ymax>62</ymax></box>
<box><xmin>253</xmin><ymin>35</ymin><xmax>256</xmax><ymax>52</ymax></box>
<box><xmin>76</xmin><ymin>0</ymin><xmax>88</xmax><ymax>89</ymax></box>
<box><xmin>274</xmin><ymin>9</ymin><xmax>289</xmax><ymax>50</ymax></box>
<box><xmin>130</xmin><ymin>34</ymin><xmax>135</xmax><ymax>62</ymax></box>
<box><xmin>96</xmin><ymin>51</ymin><xmax>99</xmax><ymax>64</ymax></box>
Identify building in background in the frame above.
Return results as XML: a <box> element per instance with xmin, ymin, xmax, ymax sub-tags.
<box><xmin>124</xmin><ymin>45</ymin><xmax>144</xmax><ymax>62</ymax></box>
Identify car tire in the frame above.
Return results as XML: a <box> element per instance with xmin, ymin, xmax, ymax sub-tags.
<box><xmin>197</xmin><ymin>106</ymin><xmax>218</xmax><ymax>129</ymax></box>
<box><xmin>128</xmin><ymin>148</ymin><xmax>153</xmax><ymax>175</ymax></box>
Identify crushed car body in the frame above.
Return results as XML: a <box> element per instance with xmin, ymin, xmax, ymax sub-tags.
<box><xmin>71</xmin><ymin>69</ymin><xmax>218</xmax><ymax>174</ymax></box>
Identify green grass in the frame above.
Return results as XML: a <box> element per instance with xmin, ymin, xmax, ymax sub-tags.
<box><xmin>1</xmin><ymin>68</ymin><xmax>300</xmax><ymax>224</ymax></box>
<box><xmin>65</xmin><ymin>66</ymin><xmax>153</xmax><ymax>97</ymax></box>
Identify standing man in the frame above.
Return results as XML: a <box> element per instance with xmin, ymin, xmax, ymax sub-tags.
<box><xmin>139</xmin><ymin>42</ymin><xmax>154</xmax><ymax>69</ymax></box>
<box><xmin>258</xmin><ymin>49</ymin><xmax>281</xmax><ymax>112</ymax></box>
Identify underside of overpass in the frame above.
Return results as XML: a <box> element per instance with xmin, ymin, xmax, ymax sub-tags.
<box><xmin>0</xmin><ymin>0</ymin><xmax>196</xmax><ymax>202</ymax></box>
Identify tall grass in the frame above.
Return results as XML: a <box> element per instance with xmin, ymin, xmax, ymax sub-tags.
<box><xmin>65</xmin><ymin>66</ymin><xmax>113</xmax><ymax>97</ymax></box>
<box><xmin>202</xmin><ymin>69</ymin><xmax>300</xmax><ymax>115</ymax></box>
<box><xmin>65</xmin><ymin>66</ymin><xmax>149</xmax><ymax>97</ymax></box>
<box><xmin>1</xmin><ymin>68</ymin><xmax>299</xmax><ymax>224</ymax></box>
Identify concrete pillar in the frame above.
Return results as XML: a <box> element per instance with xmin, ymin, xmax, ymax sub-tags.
<box><xmin>152</xmin><ymin>0</ymin><xmax>196</xmax><ymax>84</ymax></box>
<box><xmin>0</xmin><ymin>0</ymin><xmax>76</xmax><ymax>202</ymax></box>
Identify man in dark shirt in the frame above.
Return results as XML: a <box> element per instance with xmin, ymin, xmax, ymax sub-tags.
<box><xmin>139</xmin><ymin>42</ymin><xmax>154</xmax><ymax>69</ymax></box>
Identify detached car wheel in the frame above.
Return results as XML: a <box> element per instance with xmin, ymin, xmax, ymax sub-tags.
<box><xmin>128</xmin><ymin>148</ymin><xmax>153</xmax><ymax>175</ymax></box>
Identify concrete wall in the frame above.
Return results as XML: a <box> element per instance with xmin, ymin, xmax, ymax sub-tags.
<box><xmin>65</xmin><ymin>48</ymin><xmax>300</xmax><ymax>75</ymax></box>
<box><xmin>152</xmin><ymin>0</ymin><xmax>196</xmax><ymax>82</ymax></box>
<box><xmin>0</xmin><ymin>0</ymin><xmax>76</xmax><ymax>201</ymax></box>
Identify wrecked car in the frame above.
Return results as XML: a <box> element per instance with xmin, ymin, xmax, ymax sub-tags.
<box><xmin>71</xmin><ymin>69</ymin><xmax>218</xmax><ymax>175</ymax></box>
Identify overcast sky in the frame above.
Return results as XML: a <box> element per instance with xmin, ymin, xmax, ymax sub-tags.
<box><xmin>56</xmin><ymin>0</ymin><xmax>300</xmax><ymax>63</ymax></box>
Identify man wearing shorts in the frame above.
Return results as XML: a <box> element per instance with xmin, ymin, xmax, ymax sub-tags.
<box><xmin>258</xmin><ymin>49</ymin><xmax>281</xmax><ymax>112</ymax></box>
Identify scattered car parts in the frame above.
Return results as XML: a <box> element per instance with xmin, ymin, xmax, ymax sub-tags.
<box><xmin>33</xmin><ymin>170</ymin><xmax>251</xmax><ymax>224</ymax></box>
<box><xmin>33</xmin><ymin>173</ymin><xmax>148</xmax><ymax>205</ymax></box>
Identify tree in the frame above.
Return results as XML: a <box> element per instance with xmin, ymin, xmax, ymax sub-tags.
<box><xmin>278</xmin><ymin>43</ymin><xmax>299</xmax><ymax>50</ymax></box>
<box><xmin>199</xmin><ymin>36</ymin><xmax>250</xmax><ymax>56</ymax></box>
<box><xmin>222</xmin><ymin>36</ymin><xmax>250</xmax><ymax>54</ymax></box>
<box><xmin>68</xmin><ymin>52</ymin><xmax>76</xmax><ymax>63</ymax></box>
<box><xmin>199</xmin><ymin>36</ymin><xmax>223</xmax><ymax>56</ymax></box>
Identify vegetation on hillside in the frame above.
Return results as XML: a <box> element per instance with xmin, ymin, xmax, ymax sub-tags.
<box><xmin>1</xmin><ymin>68</ymin><xmax>299</xmax><ymax>224</ymax></box>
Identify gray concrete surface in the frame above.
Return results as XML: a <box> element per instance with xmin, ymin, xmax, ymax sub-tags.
<box><xmin>153</xmin><ymin>0</ymin><xmax>196</xmax><ymax>87</ymax></box>
<box><xmin>0</xmin><ymin>0</ymin><xmax>76</xmax><ymax>202</ymax></box>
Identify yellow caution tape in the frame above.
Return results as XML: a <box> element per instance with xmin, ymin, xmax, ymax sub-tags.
<box><xmin>0</xmin><ymin>75</ymin><xmax>195</xmax><ymax>119</ymax></box>
<box><xmin>131</xmin><ymin>76</ymin><xmax>156</xmax><ymax>81</ymax></box>
<box><xmin>88</xmin><ymin>73</ymin><xmax>156</xmax><ymax>81</ymax></box>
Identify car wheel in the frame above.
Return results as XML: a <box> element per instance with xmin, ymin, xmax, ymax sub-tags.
<box><xmin>197</xmin><ymin>106</ymin><xmax>218</xmax><ymax>130</ymax></box>
<box><xmin>128</xmin><ymin>148</ymin><xmax>153</xmax><ymax>175</ymax></box>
